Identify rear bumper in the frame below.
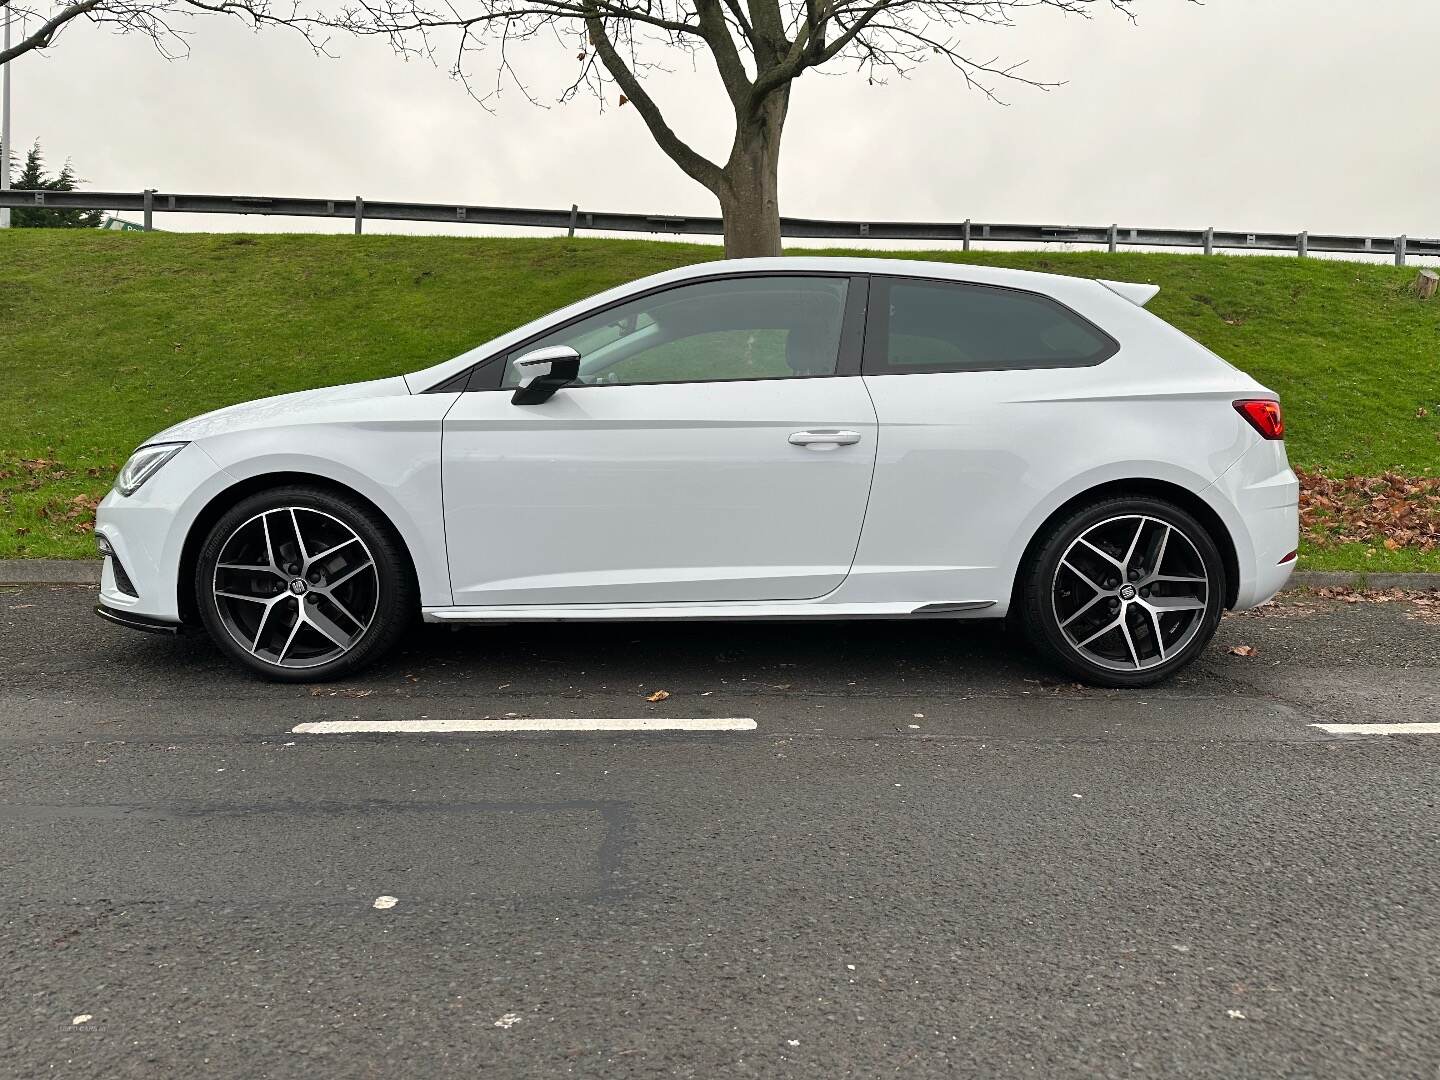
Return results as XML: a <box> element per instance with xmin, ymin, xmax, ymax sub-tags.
<box><xmin>94</xmin><ymin>603</ymin><xmax>185</xmax><ymax>635</ymax></box>
<box><xmin>1204</xmin><ymin>439</ymin><xmax>1299</xmax><ymax>610</ymax></box>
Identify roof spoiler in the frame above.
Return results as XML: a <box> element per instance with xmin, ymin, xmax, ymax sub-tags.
<box><xmin>1099</xmin><ymin>279</ymin><xmax>1161</xmax><ymax>307</ymax></box>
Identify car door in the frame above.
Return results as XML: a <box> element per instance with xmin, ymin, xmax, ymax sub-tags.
<box><xmin>854</xmin><ymin>274</ymin><xmax>1123</xmax><ymax>604</ymax></box>
<box><xmin>441</xmin><ymin>273</ymin><xmax>878</xmax><ymax>607</ymax></box>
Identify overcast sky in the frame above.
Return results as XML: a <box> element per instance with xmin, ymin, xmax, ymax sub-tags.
<box><xmin>6</xmin><ymin>0</ymin><xmax>1439</xmax><ymax>240</ymax></box>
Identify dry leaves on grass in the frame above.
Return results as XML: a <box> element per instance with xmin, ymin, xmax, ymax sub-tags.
<box><xmin>1297</xmin><ymin>468</ymin><xmax>1440</xmax><ymax>553</ymax></box>
<box><xmin>0</xmin><ymin>456</ymin><xmax>75</xmax><ymax>488</ymax></box>
<box><xmin>31</xmin><ymin>492</ymin><xmax>101</xmax><ymax>534</ymax></box>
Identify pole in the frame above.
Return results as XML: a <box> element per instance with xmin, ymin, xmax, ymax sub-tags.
<box><xmin>1</xmin><ymin>5</ymin><xmax>12</xmax><ymax>229</ymax></box>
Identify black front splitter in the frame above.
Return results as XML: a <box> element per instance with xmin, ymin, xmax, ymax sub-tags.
<box><xmin>94</xmin><ymin>604</ymin><xmax>185</xmax><ymax>636</ymax></box>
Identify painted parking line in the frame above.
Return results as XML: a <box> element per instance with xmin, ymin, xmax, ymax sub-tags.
<box><xmin>1311</xmin><ymin>722</ymin><xmax>1440</xmax><ymax>736</ymax></box>
<box><xmin>291</xmin><ymin>717</ymin><xmax>758</xmax><ymax>735</ymax></box>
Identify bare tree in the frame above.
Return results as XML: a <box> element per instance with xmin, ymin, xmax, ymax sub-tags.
<box><xmin>0</xmin><ymin>0</ymin><xmax>330</xmax><ymax>64</ymax></box>
<box><xmin>1</xmin><ymin>0</ymin><xmax>1168</xmax><ymax>256</ymax></box>
<box><xmin>337</xmin><ymin>0</ymin><xmax>1160</xmax><ymax>256</ymax></box>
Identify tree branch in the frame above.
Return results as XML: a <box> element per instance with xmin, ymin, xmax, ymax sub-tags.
<box><xmin>583</xmin><ymin>4</ymin><xmax>727</xmax><ymax>193</ymax></box>
<box><xmin>694</xmin><ymin>0</ymin><xmax>751</xmax><ymax>107</ymax></box>
<box><xmin>1</xmin><ymin>0</ymin><xmax>105</xmax><ymax>63</ymax></box>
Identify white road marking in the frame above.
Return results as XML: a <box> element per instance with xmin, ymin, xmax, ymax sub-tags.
<box><xmin>1311</xmin><ymin>722</ymin><xmax>1440</xmax><ymax>736</ymax></box>
<box><xmin>292</xmin><ymin>717</ymin><xmax>757</xmax><ymax>735</ymax></box>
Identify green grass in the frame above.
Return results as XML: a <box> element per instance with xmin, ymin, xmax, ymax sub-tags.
<box><xmin>2</xmin><ymin>230</ymin><xmax>1438</xmax><ymax>567</ymax></box>
<box><xmin>1295</xmin><ymin>543</ymin><xmax>1440</xmax><ymax>574</ymax></box>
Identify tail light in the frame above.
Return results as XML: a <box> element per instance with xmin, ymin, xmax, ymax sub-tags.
<box><xmin>1234</xmin><ymin>398</ymin><xmax>1284</xmax><ymax>440</ymax></box>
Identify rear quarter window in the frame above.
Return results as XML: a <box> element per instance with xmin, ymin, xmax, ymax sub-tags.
<box><xmin>864</xmin><ymin>277</ymin><xmax>1118</xmax><ymax>374</ymax></box>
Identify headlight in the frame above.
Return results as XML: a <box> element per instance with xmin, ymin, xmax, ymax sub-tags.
<box><xmin>114</xmin><ymin>442</ymin><xmax>187</xmax><ymax>497</ymax></box>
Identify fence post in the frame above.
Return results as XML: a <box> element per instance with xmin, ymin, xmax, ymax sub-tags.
<box><xmin>1297</xmin><ymin>231</ymin><xmax>1308</xmax><ymax>258</ymax></box>
<box><xmin>1107</xmin><ymin>224</ymin><xmax>1118</xmax><ymax>254</ymax></box>
<box><xmin>143</xmin><ymin>189</ymin><xmax>155</xmax><ymax>232</ymax></box>
<box><xmin>568</xmin><ymin>204</ymin><xmax>578</xmax><ymax>238</ymax></box>
<box><xmin>1396</xmin><ymin>235</ymin><xmax>1407</xmax><ymax>267</ymax></box>
<box><xmin>354</xmin><ymin>196</ymin><xmax>364</xmax><ymax>235</ymax></box>
<box><xmin>1203</xmin><ymin>227</ymin><xmax>1214</xmax><ymax>256</ymax></box>
<box><xmin>962</xmin><ymin>219</ymin><xmax>971</xmax><ymax>252</ymax></box>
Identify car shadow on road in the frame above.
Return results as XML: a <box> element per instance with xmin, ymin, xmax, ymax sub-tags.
<box><xmin>91</xmin><ymin>611</ymin><xmax>1065</xmax><ymax>695</ymax></box>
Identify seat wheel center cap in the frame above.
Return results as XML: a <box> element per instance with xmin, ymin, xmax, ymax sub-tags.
<box><xmin>1118</xmin><ymin>583</ymin><xmax>1137</xmax><ymax>601</ymax></box>
<box><xmin>289</xmin><ymin>578</ymin><xmax>308</xmax><ymax>596</ymax></box>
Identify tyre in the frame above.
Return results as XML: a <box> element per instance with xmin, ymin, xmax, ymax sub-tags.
<box><xmin>1018</xmin><ymin>496</ymin><xmax>1227</xmax><ymax>688</ymax></box>
<box><xmin>194</xmin><ymin>485</ymin><xmax>416</xmax><ymax>682</ymax></box>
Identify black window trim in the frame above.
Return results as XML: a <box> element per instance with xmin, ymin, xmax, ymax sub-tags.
<box><xmin>423</xmin><ymin>270</ymin><xmax>870</xmax><ymax>393</ymax></box>
<box><xmin>859</xmin><ymin>274</ymin><xmax>1120</xmax><ymax>377</ymax></box>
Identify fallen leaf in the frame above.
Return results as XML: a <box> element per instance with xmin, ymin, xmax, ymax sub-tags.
<box><xmin>1296</xmin><ymin>467</ymin><xmax>1440</xmax><ymax>555</ymax></box>
<box><xmin>645</xmin><ymin>689</ymin><xmax>670</xmax><ymax>702</ymax></box>
<box><xmin>1229</xmin><ymin>644</ymin><xmax>1258</xmax><ymax>657</ymax></box>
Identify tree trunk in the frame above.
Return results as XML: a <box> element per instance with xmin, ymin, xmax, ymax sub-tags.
<box><xmin>718</xmin><ymin>91</ymin><xmax>788</xmax><ymax>259</ymax></box>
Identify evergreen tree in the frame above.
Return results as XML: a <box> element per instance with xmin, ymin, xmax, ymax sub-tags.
<box><xmin>8</xmin><ymin>143</ymin><xmax>103</xmax><ymax>229</ymax></box>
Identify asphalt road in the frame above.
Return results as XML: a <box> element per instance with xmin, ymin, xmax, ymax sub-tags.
<box><xmin>3</xmin><ymin>584</ymin><xmax>1439</xmax><ymax>1079</ymax></box>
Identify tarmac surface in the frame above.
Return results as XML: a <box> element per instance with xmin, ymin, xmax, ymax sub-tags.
<box><xmin>2</xmin><ymin>583</ymin><xmax>1438</xmax><ymax>1078</ymax></box>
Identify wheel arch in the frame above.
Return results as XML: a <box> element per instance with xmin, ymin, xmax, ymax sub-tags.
<box><xmin>1009</xmin><ymin>478</ymin><xmax>1242</xmax><ymax>613</ymax></box>
<box><xmin>176</xmin><ymin>471</ymin><xmax>421</xmax><ymax>625</ymax></box>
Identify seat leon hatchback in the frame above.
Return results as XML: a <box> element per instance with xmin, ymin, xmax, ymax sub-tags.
<box><xmin>95</xmin><ymin>257</ymin><xmax>1298</xmax><ymax>687</ymax></box>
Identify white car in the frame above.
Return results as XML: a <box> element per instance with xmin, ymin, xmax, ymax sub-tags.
<box><xmin>95</xmin><ymin>257</ymin><xmax>1298</xmax><ymax>687</ymax></box>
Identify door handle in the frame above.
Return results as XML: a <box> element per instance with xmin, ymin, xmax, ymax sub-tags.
<box><xmin>789</xmin><ymin>430</ymin><xmax>862</xmax><ymax>449</ymax></box>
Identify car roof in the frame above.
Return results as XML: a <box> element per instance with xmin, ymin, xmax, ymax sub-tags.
<box><xmin>654</xmin><ymin>256</ymin><xmax>1098</xmax><ymax>292</ymax></box>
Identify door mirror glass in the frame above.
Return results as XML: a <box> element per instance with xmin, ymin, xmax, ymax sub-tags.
<box><xmin>511</xmin><ymin>346</ymin><xmax>581</xmax><ymax>405</ymax></box>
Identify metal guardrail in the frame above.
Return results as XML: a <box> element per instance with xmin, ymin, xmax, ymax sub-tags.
<box><xmin>1</xmin><ymin>188</ymin><xmax>1435</xmax><ymax>264</ymax></box>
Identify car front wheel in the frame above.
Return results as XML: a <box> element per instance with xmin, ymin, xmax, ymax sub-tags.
<box><xmin>194</xmin><ymin>485</ymin><xmax>416</xmax><ymax>681</ymax></box>
<box><xmin>1019</xmin><ymin>496</ymin><xmax>1227</xmax><ymax>688</ymax></box>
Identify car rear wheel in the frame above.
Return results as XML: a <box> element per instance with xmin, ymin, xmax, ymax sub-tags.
<box><xmin>1018</xmin><ymin>496</ymin><xmax>1226</xmax><ymax>688</ymax></box>
<box><xmin>194</xmin><ymin>485</ymin><xmax>416</xmax><ymax>682</ymax></box>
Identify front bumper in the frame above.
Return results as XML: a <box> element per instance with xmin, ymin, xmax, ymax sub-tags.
<box><xmin>94</xmin><ymin>442</ymin><xmax>235</xmax><ymax>623</ymax></box>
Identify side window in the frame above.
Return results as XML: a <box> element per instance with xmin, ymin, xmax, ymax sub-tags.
<box><xmin>500</xmin><ymin>276</ymin><xmax>850</xmax><ymax>388</ymax></box>
<box><xmin>864</xmin><ymin>278</ymin><xmax>1117</xmax><ymax>374</ymax></box>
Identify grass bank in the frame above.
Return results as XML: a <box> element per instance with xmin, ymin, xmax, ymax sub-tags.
<box><xmin>2</xmin><ymin>231</ymin><xmax>1437</xmax><ymax>567</ymax></box>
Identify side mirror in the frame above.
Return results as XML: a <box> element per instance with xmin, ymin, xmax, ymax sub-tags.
<box><xmin>511</xmin><ymin>346</ymin><xmax>581</xmax><ymax>405</ymax></box>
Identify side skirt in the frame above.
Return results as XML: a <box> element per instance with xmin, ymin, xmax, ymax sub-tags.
<box><xmin>422</xmin><ymin>600</ymin><xmax>996</xmax><ymax>624</ymax></box>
